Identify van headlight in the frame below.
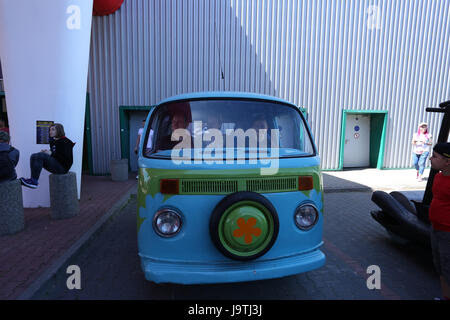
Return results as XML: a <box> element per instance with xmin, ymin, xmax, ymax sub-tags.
<box><xmin>153</xmin><ymin>208</ymin><xmax>182</xmax><ymax>237</ymax></box>
<box><xmin>294</xmin><ymin>204</ymin><xmax>318</xmax><ymax>230</ymax></box>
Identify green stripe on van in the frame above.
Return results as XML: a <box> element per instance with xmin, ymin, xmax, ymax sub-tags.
<box><xmin>137</xmin><ymin>166</ymin><xmax>321</xmax><ymax>209</ymax></box>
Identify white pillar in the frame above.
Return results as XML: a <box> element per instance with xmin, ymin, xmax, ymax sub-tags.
<box><xmin>0</xmin><ymin>0</ymin><xmax>93</xmax><ymax>207</ymax></box>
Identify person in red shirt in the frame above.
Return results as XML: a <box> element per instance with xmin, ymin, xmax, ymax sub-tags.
<box><xmin>429</xmin><ymin>142</ymin><xmax>450</xmax><ymax>300</ymax></box>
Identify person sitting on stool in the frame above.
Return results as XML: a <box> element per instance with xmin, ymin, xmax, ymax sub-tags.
<box><xmin>0</xmin><ymin>131</ymin><xmax>19</xmax><ymax>183</ymax></box>
<box><xmin>20</xmin><ymin>123</ymin><xmax>75</xmax><ymax>189</ymax></box>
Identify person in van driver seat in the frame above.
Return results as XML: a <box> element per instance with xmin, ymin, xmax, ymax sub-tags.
<box><xmin>156</xmin><ymin>112</ymin><xmax>190</xmax><ymax>151</ymax></box>
<box><xmin>251</xmin><ymin>115</ymin><xmax>272</xmax><ymax>147</ymax></box>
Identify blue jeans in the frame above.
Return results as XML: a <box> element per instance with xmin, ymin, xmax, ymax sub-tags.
<box><xmin>412</xmin><ymin>151</ymin><xmax>429</xmax><ymax>175</ymax></box>
<box><xmin>30</xmin><ymin>152</ymin><xmax>66</xmax><ymax>181</ymax></box>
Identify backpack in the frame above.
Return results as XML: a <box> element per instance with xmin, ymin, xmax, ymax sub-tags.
<box><xmin>0</xmin><ymin>147</ymin><xmax>15</xmax><ymax>181</ymax></box>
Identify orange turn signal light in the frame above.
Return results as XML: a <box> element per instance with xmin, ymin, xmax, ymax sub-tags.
<box><xmin>160</xmin><ymin>179</ymin><xmax>179</xmax><ymax>195</ymax></box>
<box><xmin>298</xmin><ymin>176</ymin><xmax>314</xmax><ymax>191</ymax></box>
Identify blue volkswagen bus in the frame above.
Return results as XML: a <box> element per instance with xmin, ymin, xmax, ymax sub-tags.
<box><xmin>137</xmin><ymin>92</ymin><xmax>325</xmax><ymax>284</ymax></box>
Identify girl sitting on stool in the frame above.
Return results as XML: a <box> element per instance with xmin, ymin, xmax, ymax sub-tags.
<box><xmin>20</xmin><ymin>123</ymin><xmax>75</xmax><ymax>189</ymax></box>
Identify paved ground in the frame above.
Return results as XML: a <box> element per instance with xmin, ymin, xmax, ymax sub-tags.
<box><xmin>32</xmin><ymin>191</ymin><xmax>440</xmax><ymax>300</ymax></box>
<box><xmin>322</xmin><ymin>168</ymin><xmax>431</xmax><ymax>193</ymax></box>
<box><xmin>0</xmin><ymin>174</ymin><xmax>136</xmax><ymax>300</ymax></box>
<box><xmin>1</xmin><ymin>167</ymin><xmax>438</xmax><ymax>300</ymax></box>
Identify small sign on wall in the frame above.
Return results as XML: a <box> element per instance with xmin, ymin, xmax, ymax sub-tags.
<box><xmin>36</xmin><ymin>120</ymin><xmax>54</xmax><ymax>144</ymax></box>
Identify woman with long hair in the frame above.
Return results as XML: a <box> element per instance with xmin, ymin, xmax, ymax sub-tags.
<box><xmin>20</xmin><ymin>123</ymin><xmax>75</xmax><ymax>189</ymax></box>
<box><xmin>411</xmin><ymin>122</ymin><xmax>433</xmax><ymax>182</ymax></box>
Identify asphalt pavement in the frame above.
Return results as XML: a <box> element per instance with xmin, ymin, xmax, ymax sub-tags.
<box><xmin>2</xmin><ymin>167</ymin><xmax>438</xmax><ymax>300</ymax></box>
<box><xmin>31</xmin><ymin>189</ymin><xmax>440</xmax><ymax>300</ymax></box>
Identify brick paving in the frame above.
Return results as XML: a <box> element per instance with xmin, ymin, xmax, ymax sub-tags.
<box><xmin>0</xmin><ymin>174</ymin><xmax>136</xmax><ymax>300</ymax></box>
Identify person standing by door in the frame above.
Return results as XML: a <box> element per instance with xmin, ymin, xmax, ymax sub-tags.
<box><xmin>412</xmin><ymin>122</ymin><xmax>433</xmax><ymax>182</ymax></box>
<box><xmin>134</xmin><ymin>119</ymin><xmax>146</xmax><ymax>179</ymax></box>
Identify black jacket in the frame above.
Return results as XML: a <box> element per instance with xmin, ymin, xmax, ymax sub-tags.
<box><xmin>50</xmin><ymin>137</ymin><xmax>75</xmax><ymax>172</ymax></box>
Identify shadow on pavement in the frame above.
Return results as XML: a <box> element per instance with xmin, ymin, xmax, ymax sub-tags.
<box><xmin>322</xmin><ymin>173</ymin><xmax>371</xmax><ymax>193</ymax></box>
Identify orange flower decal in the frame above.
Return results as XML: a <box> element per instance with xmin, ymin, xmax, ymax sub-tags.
<box><xmin>233</xmin><ymin>217</ymin><xmax>262</xmax><ymax>244</ymax></box>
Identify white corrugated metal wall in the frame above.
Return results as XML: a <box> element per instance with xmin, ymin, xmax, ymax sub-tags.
<box><xmin>87</xmin><ymin>0</ymin><xmax>450</xmax><ymax>174</ymax></box>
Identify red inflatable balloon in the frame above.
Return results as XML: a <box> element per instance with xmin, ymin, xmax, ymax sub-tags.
<box><xmin>93</xmin><ymin>0</ymin><xmax>124</xmax><ymax>16</ymax></box>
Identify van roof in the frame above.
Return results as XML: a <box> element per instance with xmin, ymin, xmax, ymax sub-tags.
<box><xmin>157</xmin><ymin>91</ymin><xmax>297</xmax><ymax>108</ymax></box>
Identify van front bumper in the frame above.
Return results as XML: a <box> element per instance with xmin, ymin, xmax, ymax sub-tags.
<box><xmin>140</xmin><ymin>246</ymin><xmax>325</xmax><ymax>284</ymax></box>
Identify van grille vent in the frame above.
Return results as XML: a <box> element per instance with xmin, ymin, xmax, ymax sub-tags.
<box><xmin>179</xmin><ymin>177</ymin><xmax>298</xmax><ymax>194</ymax></box>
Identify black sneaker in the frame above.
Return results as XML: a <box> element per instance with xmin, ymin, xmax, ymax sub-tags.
<box><xmin>20</xmin><ymin>178</ymin><xmax>38</xmax><ymax>189</ymax></box>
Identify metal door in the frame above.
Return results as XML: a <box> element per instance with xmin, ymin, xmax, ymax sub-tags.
<box><xmin>343</xmin><ymin>114</ymin><xmax>371</xmax><ymax>167</ymax></box>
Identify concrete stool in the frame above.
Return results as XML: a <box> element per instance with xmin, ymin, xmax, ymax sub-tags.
<box><xmin>49</xmin><ymin>172</ymin><xmax>79</xmax><ymax>220</ymax></box>
<box><xmin>0</xmin><ymin>179</ymin><xmax>24</xmax><ymax>236</ymax></box>
<box><xmin>111</xmin><ymin>159</ymin><xmax>129</xmax><ymax>181</ymax></box>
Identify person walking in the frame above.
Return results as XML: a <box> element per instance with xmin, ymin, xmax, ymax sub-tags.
<box><xmin>20</xmin><ymin>123</ymin><xmax>75</xmax><ymax>189</ymax></box>
<box><xmin>411</xmin><ymin>122</ymin><xmax>433</xmax><ymax>182</ymax></box>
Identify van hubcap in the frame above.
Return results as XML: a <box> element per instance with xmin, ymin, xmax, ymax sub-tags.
<box><xmin>218</xmin><ymin>201</ymin><xmax>274</xmax><ymax>257</ymax></box>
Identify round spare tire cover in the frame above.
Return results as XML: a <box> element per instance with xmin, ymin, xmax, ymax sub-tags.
<box><xmin>209</xmin><ymin>191</ymin><xmax>279</xmax><ymax>261</ymax></box>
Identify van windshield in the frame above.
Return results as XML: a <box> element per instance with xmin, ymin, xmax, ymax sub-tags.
<box><xmin>143</xmin><ymin>99</ymin><xmax>315</xmax><ymax>160</ymax></box>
